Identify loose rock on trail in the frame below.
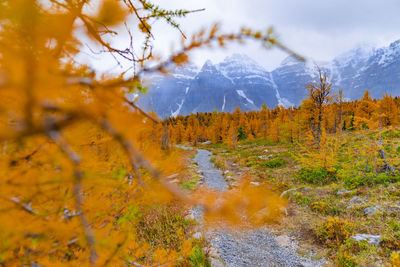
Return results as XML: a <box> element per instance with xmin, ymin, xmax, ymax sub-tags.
<box><xmin>192</xmin><ymin>149</ymin><xmax>324</xmax><ymax>267</ymax></box>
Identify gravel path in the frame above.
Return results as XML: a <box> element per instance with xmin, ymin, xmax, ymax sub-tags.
<box><xmin>193</xmin><ymin>149</ymin><xmax>324</xmax><ymax>267</ymax></box>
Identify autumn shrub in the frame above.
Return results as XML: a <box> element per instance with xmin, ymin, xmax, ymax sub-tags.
<box><xmin>315</xmin><ymin>217</ymin><xmax>354</xmax><ymax>247</ymax></box>
<box><xmin>135</xmin><ymin>204</ymin><xmax>195</xmax><ymax>251</ymax></box>
<box><xmin>336</xmin><ymin>239</ymin><xmax>377</xmax><ymax>267</ymax></box>
<box><xmin>396</xmin><ymin>146</ymin><xmax>400</xmax><ymax>155</ymax></box>
<box><xmin>310</xmin><ymin>201</ymin><xmax>328</xmax><ymax>213</ymax></box>
<box><xmin>259</xmin><ymin>156</ymin><xmax>286</xmax><ymax>168</ymax></box>
<box><xmin>336</xmin><ymin>251</ymin><xmax>357</xmax><ymax>267</ymax></box>
<box><xmin>381</xmin><ymin>232</ymin><xmax>400</xmax><ymax>250</ymax></box>
<box><xmin>297</xmin><ymin>166</ymin><xmax>337</xmax><ymax>185</ymax></box>
<box><xmin>391</xmin><ymin>252</ymin><xmax>400</xmax><ymax>267</ymax></box>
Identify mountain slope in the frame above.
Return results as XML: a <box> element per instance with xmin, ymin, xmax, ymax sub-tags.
<box><xmin>137</xmin><ymin>40</ymin><xmax>400</xmax><ymax>118</ymax></box>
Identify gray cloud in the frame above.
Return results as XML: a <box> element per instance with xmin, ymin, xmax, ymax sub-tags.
<box><xmin>82</xmin><ymin>1</ymin><xmax>400</xmax><ymax>72</ymax></box>
<box><xmin>149</xmin><ymin>0</ymin><xmax>400</xmax><ymax>70</ymax></box>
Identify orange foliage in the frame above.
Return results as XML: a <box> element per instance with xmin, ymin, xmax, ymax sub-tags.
<box><xmin>166</xmin><ymin>91</ymin><xmax>400</xmax><ymax>146</ymax></box>
<box><xmin>0</xmin><ymin>0</ymin><xmax>294</xmax><ymax>265</ymax></box>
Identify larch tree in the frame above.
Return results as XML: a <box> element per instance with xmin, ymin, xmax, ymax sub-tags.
<box><xmin>355</xmin><ymin>90</ymin><xmax>378</xmax><ymax>129</ymax></box>
<box><xmin>0</xmin><ymin>1</ymin><xmax>296</xmax><ymax>265</ymax></box>
<box><xmin>304</xmin><ymin>68</ymin><xmax>333</xmax><ymax>147</ymax></box>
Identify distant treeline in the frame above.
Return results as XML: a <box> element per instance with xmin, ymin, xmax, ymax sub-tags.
<box><xmin>162</xmin><ymin>89</ymin><xmax>399</xmax><ymax>146</ymax></box>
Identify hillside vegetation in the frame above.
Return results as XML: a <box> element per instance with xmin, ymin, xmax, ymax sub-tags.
<box><xmin>166</xmin><ymin>73</ymin><xmax>400</xmax><ymax>266</ymax></box>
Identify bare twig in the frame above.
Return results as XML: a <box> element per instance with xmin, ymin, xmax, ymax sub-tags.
<box><xmin>123</xmin><ymin>96</ymin><xmax>161</xmax><ymax>123</ymax></box>
<box><xmin>100</xmin><ymin>119</ymin><xmax>195</xmax><ymax>206</ymax></box>
<box><xmin>47</xmin><ymin>128</ymin><xmax>97</xmax><ymax>266</ymax></box>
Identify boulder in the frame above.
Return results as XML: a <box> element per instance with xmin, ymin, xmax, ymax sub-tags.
<box><xmin>363</xmin><ymin>206</ymin><xmax>378</xmax><ymax>216</ymax></box>
<box><xmin>351</xmin><ymin>234</ymin><xmax>381</xmax><ymax>246</ymax></box>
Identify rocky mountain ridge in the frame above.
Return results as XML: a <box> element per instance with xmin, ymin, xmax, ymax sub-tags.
<box><xmin>136</xmin><ymin>40</ymin><xmax>400</xmax><ymax>118</ymax></box>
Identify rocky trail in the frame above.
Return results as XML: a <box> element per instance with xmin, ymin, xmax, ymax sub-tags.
<box><xmin>192</xmin><ymin>149</ymin><xmax>325</xmax><ymax>267</ymax></box>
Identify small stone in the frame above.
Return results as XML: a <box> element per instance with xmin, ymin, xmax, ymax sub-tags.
<box><xmin>280</xmin><ymin>188</ymin><xmax>295</xmax><ymax>198</ymax></box>
<box><xmin>364</xmin><ymin>206</ymin><xmax>378</xmax><ymax>216</ymax></box>
<box><xmin>192</xmin><ymin>232</ymin><xmax>203</xmax><ymax>239</ymax></box>
<box><xmin>201</xmin><ymin>141</ymin><xmax>212</xmax><ymax>145</ymax></box>
<box><xmin>224</xmin><ymin>170</ymin><xmax>229</xmax><ymax>174</ymax></box>
<box><xmin>169</xmin><ymin>179</ymin><xmax>179</xmax><ymax>184</ymax></box>
<box><xmin>275</xmin><ymin>235</ymin><xmax>291</xmax><ymax>247</ymax></box>
<box><xmin>337</xmin><ymin>189</ymin><xmax>350</xmax><ymax>196</ymax></box>
<box><xmin>300</xmin><ymin>187</ymin><xmax>310</xmax><ymax>192</ymax></box>
<box><xmin>351</xmin><ymin>234</ymin><xmax>381</xmax><ymax>246</ymax></box>
<box><xmin>264</xmin><ymin>149</ymin><xmax>269</xmax><ymax>152</ymax></box>
<box><xmin>250</xmin><ymin>182</ymin><xmax>260</xmax><ymax>186</ymax></box>
<box><xmin>258</xmin><ymin>154</ymin><xmax>274</xmax><ymax>160</ymax></box>
<box><xmin>349</xmin><ymin>197</ymin><xmax>364</xmax><ymax>204</ymax></box>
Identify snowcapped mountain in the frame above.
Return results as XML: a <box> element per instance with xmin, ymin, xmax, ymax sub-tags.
<box><xmin>137</xmin><ymin>54</ymin><xmax>282</xmax><ymax>118</ymax></box>
<box><xmin>137</xmin><ymin>40</ymin><xmax>400</xmax><ymax>118</ymax></box>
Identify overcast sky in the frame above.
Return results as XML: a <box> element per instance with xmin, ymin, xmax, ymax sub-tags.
<box><xmin>144</xmin><ymin>0</ymin><xmax>400</xmax><ymax>71</ymax></box>
<box><xmin>80</xmin><ymin>0</ymin><xmax>400</xmax><ymax>73</ymax></box>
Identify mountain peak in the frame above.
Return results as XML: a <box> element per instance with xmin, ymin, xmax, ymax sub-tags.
<box><xmin>224</xmin><ymin>53</ymin><xmax>256</xmax><ymax>63</ymax></box>
<box><xmin>280</xmin><ymin>56</ymin><xmax>303</xmax><ymax>67</ymax></box>
<box><xmin>200</xmin><ymin>60</ymin><xmax>216</xmax><ymax>73</ymax></box>
<box><xmin>389</xmin><ymin>39</ymin><xmax>400</xmax><ymax>50</ymax></box>
<box><xmin>334</xmin><ymin>44</ymin><xmax>375</xmax><ymax>66</ymax></box>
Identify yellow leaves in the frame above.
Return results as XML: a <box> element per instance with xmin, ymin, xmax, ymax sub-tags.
<box><xmin>138</xmin><ymin>19</ymin><xmax>152</xmax><ymax>33</ymax></box>
<box><xmin>172</xmin><ymin>53</ymin><xmax>189</xmax><ymax>66</ymax></box>
<box><xmin>390</xmin><ymin>252</ymin><xmax>400</xmax><ymax>267</ymax></box>
<box><xmin>194</xmin><ymin>179</ymin><xmax>286</xmax><ymax>227</ymax></box>
<box><xmin>96</xmin><ymin>0</ymin><xmax>128</xmax><ymax>27</ymax></box>
<box><xmin>315</xmin><ymin>217</ymin><xmax>354</xmax><ymax>247</ymax></box>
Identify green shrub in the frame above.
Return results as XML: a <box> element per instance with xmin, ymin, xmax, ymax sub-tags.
<box><xmin>343</xmin><ymin>172</ymin><xmax>400</xmax><ymax>189</ymax></box>
<box><xmin>260</xmin><ymin>157</ymin><xmax>286</xmax><ymax>168</ymax></box>
<box><xmin>381</xmin><ymin>222</ymin><xmax>400</xmax><ymax>250</ymax></box>
<box><xmin>315</xmin><ymin>217</ymin><xmax>353</xmax><ymax>247</ymax></box>
<box><xmin>297</xmin><ymin>166</ymin><xmax>337</xmax><ymax>185</ymax></box>
<box><xmin>381</xmin><ymin>129</ymin><xmax>400</xmax><ymax>139</ymax></box>
<box><xmin>189</xmin><ymin>244</ymin><xmax>209</xmax><ymax>267</ymax></box>
<box><xmin>336</xmin><ymin>251</ymin><xmax>357</xmax><ymax>267</ymax></box>
<box><xmin>336</xmin><ymin>239</ymin><xmax>376</xmax><ymax>267</ymax></box>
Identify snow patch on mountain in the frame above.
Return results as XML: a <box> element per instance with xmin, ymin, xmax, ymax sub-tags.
<box><xmin>334</xmin><ymin>45</ymin><xmax>375</xmax><ymax>67</ymax></box>
<box><xmin>171</xmin><ymin>99</ymin><xmax>185</xmax><ymax>117</ymax></box>
<box><xmin>216</xmin><ymin>65</ymin><xmax>235</xmax><ymax>84</ymax></box>
<box><xmin>236</xmin><ymin>90</ymin><xmax>254</xmax><ymax>105</ymax></box>
<box><xmin>280</xmin><ymin>56</ymin><xmax>302</xmax><ymax>67</ymax></box>
<box><xmin>269</xmin><ymin>73</ymin><xmax>293</xmax><ymax>107</ymax></box>
<box><xmin>173</xmin><ymin>74</ymin><xmax>195</xmax><ymax>80</ymax></box>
